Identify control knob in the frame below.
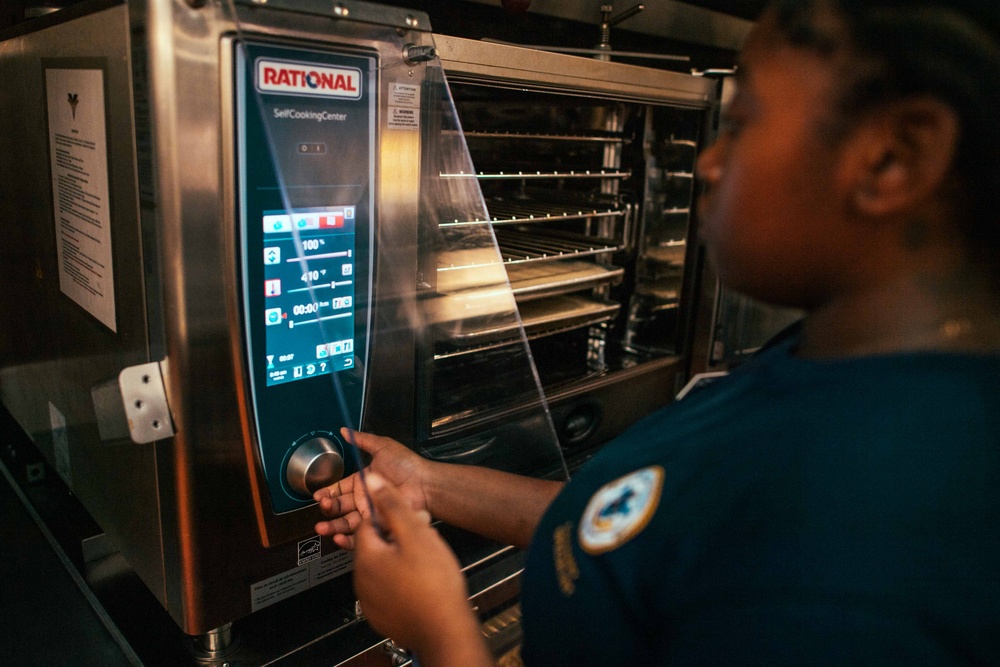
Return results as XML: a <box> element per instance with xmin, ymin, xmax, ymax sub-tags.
<box><xmin>285</xmin><ymin>436</ymin><xmax>345</xmax><ymax>497</ymax></box>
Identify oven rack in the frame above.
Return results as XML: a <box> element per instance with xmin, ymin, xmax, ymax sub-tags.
<box><xmin>642</xmin><ymin>241</ymin><xmax>687</xmax><ymax>265</ymax></box>
<box><xmin>666</xmin><ymin>138</ymin><xmax>699</xmax><ymax>149</ymax></box>
<box><xmin>458</xmin><ymin>130</ymin><xmax>627</xmax><ymax>144</ymax></box>
<box><xmin>433</xmin><ymin>230</ymin><xmax>619</xmax><ymax>274</ymax></box>
<box><xmin>433</xmin><ymin>296</ymin><xmax>621</xmax><ymax>360</ymax></box>
<box><xmin>495</xmin><ymin>228</ymin><xmax>620</xmax><ymax>264</ymax></box>
<box><xmin>440</xmin><ymin>169</ymin><xmax>631</xmax><ymax>181</ymax></box>
<box><xmin>434</xmin><ymin>253</ymin><xmax>622</xmax><ymax>307</ymax></box>
<box><xmin>505</xmin><ymin>261</ymin><xmax>624</xmax><ymax>301</ymax></box>
<box><xmin>635</xmin><ymin>281</ymin><xmax>682</xmax><ymax>303</ymax></box>
<box><xmin>438</xmin><ymin>205</ymin><xmax>622</xmax><ymax>228</ymax></box>
<box><xmin>487</xmin><ymin>199</ymin><xmax>624</xmax><ymax>226</ymax></box>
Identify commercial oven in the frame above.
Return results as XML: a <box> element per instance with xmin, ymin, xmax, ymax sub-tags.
<box><xmin>0</xmin><ymin>0</ymin><xmax>720</xmax><ymax>663</ymax></box>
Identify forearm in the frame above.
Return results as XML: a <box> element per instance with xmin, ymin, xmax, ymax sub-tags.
<box><xmin>422</xmin><ymin>461</ymin><xmax>563</xmax><ymax>549</ymax></box>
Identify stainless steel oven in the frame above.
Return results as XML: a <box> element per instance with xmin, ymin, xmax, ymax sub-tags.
<box><xmin>0</xmin><ymin>0</ymin><xmax>453</xmax><ymax>646</ymax></box>
<box><xmin>0</xmin><ymin>1</ymin><xmax>719</xmax><ymax>663</ymax></box>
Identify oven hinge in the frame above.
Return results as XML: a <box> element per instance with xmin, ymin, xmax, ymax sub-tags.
<box><xmin>92</xmin><ymin>360</ymin><xmax>176</xmax><ymax>444</ymax></box>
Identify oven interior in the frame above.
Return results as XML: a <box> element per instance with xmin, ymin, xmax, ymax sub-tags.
<box><xmin>422</xmin><ymin>79</ymin><xmax>706</xmax><ymax>450</ymax></box>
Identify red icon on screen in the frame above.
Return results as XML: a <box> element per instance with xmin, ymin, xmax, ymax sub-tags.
<box><xmin>265</xmin><ymin>279</ymin><xmax>281</xmax><ymax>297</ymax></box>
<box><xmin>319</xmin><ymin>213</ymin><xmax>344</xmax><ymax>229</ymax></box>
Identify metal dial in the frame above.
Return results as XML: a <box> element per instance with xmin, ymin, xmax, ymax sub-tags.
<box><xmin>285</xmin><ymin>436</ymin><xmax>345</xmax><ymax>497</ymax></box>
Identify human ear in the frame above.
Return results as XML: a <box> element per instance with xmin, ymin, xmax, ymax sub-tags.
<box><xmin>845</xmin><ymin>98</ymin><xmax>959</xmax><ymax>217</ymax></box>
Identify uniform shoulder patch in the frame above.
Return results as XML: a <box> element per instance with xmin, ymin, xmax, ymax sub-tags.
<box><xmin>578</xmin><ymin>465</ymin><xmax>664</xmax><ymax>555</ymax></box>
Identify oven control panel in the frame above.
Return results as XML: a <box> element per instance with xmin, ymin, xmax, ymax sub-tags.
<box><xmin>236</xmin><ymin>41</ymin><xmax>375</xmax><ymax>513</ymax></box>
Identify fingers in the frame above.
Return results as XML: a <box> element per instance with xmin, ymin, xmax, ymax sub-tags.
<box><xmin>332</xmin><ymin>533</ymin><xmax>356</xmax><ymax>550</ymax></box>
<box><xmin>313</xmin><ymin>471</ymin><xmax>367</xmax><ymax>542</ymax></box>
<box><xmin>340</xmin><ymin>428</ymin><xmax>392</xmax><ymax>457</ymax></box>
<box><xmin>351</xmin><ymin>475</ymin><xmax>469</xmax><ymax>652</ymax></box>
<box><xmin>313</xmin><ymin>474</ymin><xmax>355</xmax><ymax>504</ymax></box>
<box><xmin>360</xmin><ymin>473</ymin><xmax>425</xmax><ymax>546</ymax></box>
<box><xmin>315</xmin><ymin>492</ymin><xmax>356</xmax><ymax>519</ymax></box>
<box><xmin>313</xmin><ymin>472</ymin><xmax>368</xmax><ymax>518</ymax></box>
<box><xmin>314</xmin><ymin>511</ymin><xmax>361</xmax><ymax>537</ymax></box>
<box><xmin>312</xmin><ymin>432</ymin><xmax>420</xmax><ymax>550</ymax></box>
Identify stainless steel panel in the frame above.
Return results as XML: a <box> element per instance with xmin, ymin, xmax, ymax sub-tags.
<box><xmin>0</xmin><ymin>1</ymin><xmax>166</xmax><ymax>606</ymax></box>
<box><xmin>435</xmin><ymin>33</ymin><xmax>715</xmax><ymax>106</ymax></box>
<box><xmin>143</xmin><ymin>0</ymin><xmax>435</xmax><ymax>632</ymax></box>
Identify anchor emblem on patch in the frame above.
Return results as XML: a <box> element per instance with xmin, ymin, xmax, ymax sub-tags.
<box><xmin>578</xmin><ymin>466</ymin><xmax>664</xmax><ymax>555</ymax></box>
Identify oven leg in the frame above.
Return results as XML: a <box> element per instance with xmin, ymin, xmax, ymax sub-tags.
<box><xmin>192</xmin><ymin>623</ymin><xmax>235</xmax><ymax>660</ymax></box>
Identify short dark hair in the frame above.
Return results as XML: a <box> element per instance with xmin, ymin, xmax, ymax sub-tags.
<box><xmin>770</xmin><ymin>0</ymin><xmax>1000</xmax><ymax>262</ymax></box>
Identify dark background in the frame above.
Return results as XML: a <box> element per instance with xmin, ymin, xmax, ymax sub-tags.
<box><xmin>2</xmin><ymin>1</ymin><xmax>768</xmax><ymax>68</ymax></box>
<box><xmin>0</xmin><ymin>0</ymin><xmax>767</xmax><ymax>25</ymax></box>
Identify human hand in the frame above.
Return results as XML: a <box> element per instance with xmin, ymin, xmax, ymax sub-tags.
<box><xmin>354</xmin><ymin>473</ymin><xmax>489</xmax><ymax>664</ymax></box>
<box><xmin>313</xmin><ymin>429</ymin><xmax>430</xmax><ymax>550</ymax></box>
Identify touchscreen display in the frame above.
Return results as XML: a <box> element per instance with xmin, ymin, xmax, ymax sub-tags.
<box><xmin>237</xmin><ymin>41</ymin><xmax>375</xmax><ymax>391</ymax></box>
<box><xmin>261</xmin><ymin>206</ymin><xmax>357</xmax><ymax>386</ymax></box>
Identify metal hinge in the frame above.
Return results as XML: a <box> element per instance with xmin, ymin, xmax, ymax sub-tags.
<box><xmin>92</xmin><ymin>360</ymin><xmax>176</xmax><ymax>444</ymax></box>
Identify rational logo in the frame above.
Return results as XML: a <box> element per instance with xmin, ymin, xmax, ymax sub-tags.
<box><xmin>256</xmin><ymin>58</ymin><xmax>362</xmax><ymax>99</ymax></box>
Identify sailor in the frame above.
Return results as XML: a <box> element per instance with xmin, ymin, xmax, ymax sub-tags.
<box><xmin>315</xmin><ymin>1</ymin><xmax>1000</xmax><ymax>663</ymax></box>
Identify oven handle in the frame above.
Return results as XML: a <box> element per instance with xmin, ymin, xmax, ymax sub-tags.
<box><xmin>622</xmin><ymin>201</ymin><xmax>637</xmax><ymax>253</ymax></box>
<box><xmin>422</xmin><ymin>434</ymin><xmax>498</xmax><ymax>463</ymax></box>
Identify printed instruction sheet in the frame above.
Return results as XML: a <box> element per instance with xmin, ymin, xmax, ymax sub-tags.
<box><xmin>46</xmin><ymin>67</ymin><xmax>116</xmax><ymax>332</ymax></box>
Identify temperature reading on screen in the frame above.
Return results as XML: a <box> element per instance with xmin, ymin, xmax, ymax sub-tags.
<box><xmin>261</xmin><ymin>206</ymin><xmax>357</xmax><ymax>386</ymax></box>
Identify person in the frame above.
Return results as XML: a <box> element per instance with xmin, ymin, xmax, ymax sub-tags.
<box><xmin>314</xmin><ymin>0</ymin><xmax>1000</xmax><ymax>663</ymax></box>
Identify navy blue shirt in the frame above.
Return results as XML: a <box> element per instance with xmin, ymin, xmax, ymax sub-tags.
<box><xmin>522</xmin><ymin>335</ymin><xmax>1000</xmax><ymax>665</ymax></box>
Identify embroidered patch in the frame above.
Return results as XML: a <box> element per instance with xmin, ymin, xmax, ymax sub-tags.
<box><xmin>553</xmin><ymin>522</ymin><xmax>580</xmax><ymax>597</ymax></box>
<box><xmin>578</xmin><ymin>466</ymin><xmax>664</xmax><ymax>555</ymax></box>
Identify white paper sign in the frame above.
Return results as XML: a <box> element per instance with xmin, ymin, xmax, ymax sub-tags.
<box><xmin>46</xmin><ymin>68</ymin><xmax>117</xmax><ymax>332</ymax></box>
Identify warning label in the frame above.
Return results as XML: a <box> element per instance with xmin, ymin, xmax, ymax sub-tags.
<box><xmin>389</xmin><ymin>83</ymin><xmax>420</xmax><ymax>108</ymax></box>
<box><xmin>250</xmin><ymin>549</ymin><xmax>355</xmax><ymax>612</ymax></box>
<box><xmin>250</xmin><ymin>568</ymin><xmax>310</xmax><ymax>612</ymax></box>
<box><xmin>311</xmin><ymin>549</ymin><xmax>354</xmax><ymax>585</ymax></box>
<box><xmin>388</xmin><ymin>106</ymin><xmax>419</xmax><ymax>130</ymax></box>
